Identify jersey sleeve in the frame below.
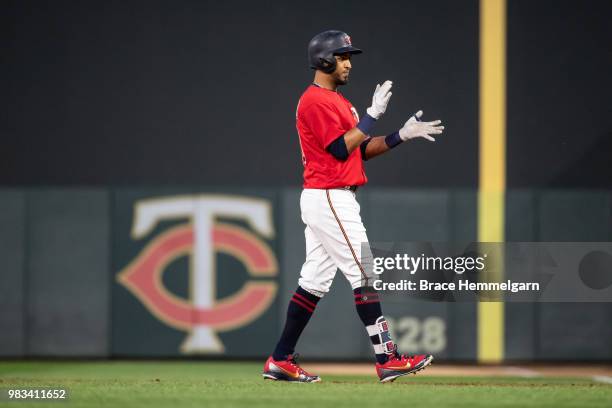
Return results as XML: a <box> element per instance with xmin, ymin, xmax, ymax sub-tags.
<box><xmin>302</xmin><ymin>102</ymin><xmax>346</xmax><ymax>149</ymax></box>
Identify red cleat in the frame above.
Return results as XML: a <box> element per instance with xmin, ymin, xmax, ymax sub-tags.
<box><xmin>376</xmin><ymin>354</ymin><xmax>434</xmax><ymax>383</ymax></box>
<box><xmin>262</xmin><ymin>354</ymin><xmax>321</xmax><ymax>383</ymax></box>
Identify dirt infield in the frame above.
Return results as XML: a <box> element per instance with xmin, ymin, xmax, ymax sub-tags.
<box><xmin>307</xmin><ymin>363</ymin><xmax>612</xmax><ymax>380</ymax></box>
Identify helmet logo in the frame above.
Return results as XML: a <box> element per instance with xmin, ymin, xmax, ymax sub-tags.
<box><xmin>345</xmin><ymin>35</ymin><xmax>352</xmax><ymax>46</ymax></box>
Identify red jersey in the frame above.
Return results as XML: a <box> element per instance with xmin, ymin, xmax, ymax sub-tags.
<box><xmin>296</xmin><ymin>85</ymin><xmax>368</xmax><ymax>189</ymax></box>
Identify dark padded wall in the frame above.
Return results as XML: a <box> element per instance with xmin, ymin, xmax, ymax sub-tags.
<box><xmin>2</xmin><ymin>0</ymin><xmax>478</xmax><ymax>187</ymax></box>
<box><xmin>507</xmin><ymin>0</ymin><xmax>612</xmax><ymax>188</ymax></box>
<box><xmin>505</xmin><ymin>191</ymin><xmax>612</xmax><ymax>361</ymax></box>
<box><xmin>0</xmin><ymin>191</ymin><xmax>26</xmax><ymax>356</ymax></box>
<box><xmin>3</xmin><ymin>1</ymin><xmax>611</xmax><ymax>187</ymax></box>
<box><xmin>26</xmin><ymin>190</ymin><xmax>110</xmax><ymax>356</ymax></box>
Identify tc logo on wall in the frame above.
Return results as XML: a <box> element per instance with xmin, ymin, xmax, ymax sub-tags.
<box><xmin>116</xmin><ymin>194</ymin><xmax>278</xmax><ymax>354</ymax></box>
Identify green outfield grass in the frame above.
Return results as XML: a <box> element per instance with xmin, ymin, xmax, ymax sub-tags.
<box><xmin>0</xmin><ymin>361</ymin><xmax>610</xmax><ymax>408</ymax></box>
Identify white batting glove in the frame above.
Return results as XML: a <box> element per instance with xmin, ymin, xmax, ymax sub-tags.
<box><xmin>366</xmin><ymin>80</ymin><xmax>393</xmax><ymax>119</ymax></box>
<box><xmin>399</xmin><ymin>110</ymin><xmax>444</xmax><ymax>142</ymax></box>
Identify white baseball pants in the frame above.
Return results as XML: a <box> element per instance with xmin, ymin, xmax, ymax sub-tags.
<box><xmin>298</xmin><ymin>188</ymin><xmax>374</xmax><ymax>297</ymax></box>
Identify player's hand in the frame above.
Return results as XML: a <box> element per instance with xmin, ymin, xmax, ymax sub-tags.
<box><xmin>398</xmin><ymin>110</ymin><xmax>444</xmax><ymax>142</ymax></box>
<box><xmin>366</xmin><ymin>80</ymin><xmax>393</xmax><ymax>119</ymax></box>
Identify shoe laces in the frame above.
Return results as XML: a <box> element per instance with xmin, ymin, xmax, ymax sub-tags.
<box><xmin>389</xmin><ymin>345</ymin><xmax>403</xmax><ymax>360</ymax></box>
<box><xmin>288</xmin><ymin>353</ymin><xmax>309</xmax><ymax>375</ymax></box>
<box><xmin>390</xmin><ymin>345</ymin><xmax>416</xmax><ymax>362</ymax></box>
<box><xmin>395</xmin><ymin>353</ymin><xmax>420</xmax><ymax>363</ymax></box>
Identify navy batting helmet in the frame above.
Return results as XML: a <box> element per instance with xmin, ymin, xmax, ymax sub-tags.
<box><xmin>308</xmin><ymin>30</ymin><xmax>363</xmax><ymax>73</ymax></box>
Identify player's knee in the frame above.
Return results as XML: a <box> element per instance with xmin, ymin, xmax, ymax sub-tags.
<box><xmin>348</xmin><ymin>275</ymin><xmax>377</xmax><ymax>292</ymax></box>
<box><xmin>297</xmin><ymin>280</ymin><xmax>328</xmax><ymax>298</ymax></box>
<box><xmin>353</xmin><ymin>285</ymin><xmax>378</xmax><ymax>295</ymax></box>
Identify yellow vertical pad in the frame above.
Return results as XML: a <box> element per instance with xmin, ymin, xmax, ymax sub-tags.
<box><xmin>478</xmin><ymin>0</ymin><xmax>506</xmax><ymax>363</ymax></box>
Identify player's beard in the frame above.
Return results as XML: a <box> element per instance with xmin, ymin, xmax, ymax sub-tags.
<box><xmin>333</xmin><ymin>71</ymin><xmax>350</xmax><ymax>86</ymax></box>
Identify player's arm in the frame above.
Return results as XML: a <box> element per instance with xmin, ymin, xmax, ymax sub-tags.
<box><xmin>327</xmin><ymin>127</ymin><xmax>368</xmax><ymax>160</ymax></box>
<box><xmin>359</xmin><ymin>111</ymin><xmax>444</xmax><ymax>161</ymax></box>
<box><xmin>327</xmin><ymin>81</ymin><xmax>393</xmax><ymax>160</ymax></box>
<box><xmin>359</xmin><ymin>135</ymin><xmax>391</xmax><ymax>160</ymax></box>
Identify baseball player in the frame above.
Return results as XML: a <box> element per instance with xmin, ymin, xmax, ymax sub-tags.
<box><xmin>263</xmin><ymin>30</ymin><xmax>444</xmax><ymax>383</ymax></box>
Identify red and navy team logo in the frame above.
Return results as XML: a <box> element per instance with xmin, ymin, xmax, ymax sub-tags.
<box><xmin>117</xmin><ymin>195</ymin><xmax>278</xmax><ymax>354</ymax></box>
<box><xmin>345</xmin><ymin>35</ymin><xmax>352</xmax><ymax>46</ymax></box>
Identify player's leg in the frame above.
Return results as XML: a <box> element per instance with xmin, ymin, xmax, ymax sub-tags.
<box><xmin>263</xmin><ymin>193</ymin><xmax>337</xmax><ymax>382</ymax></box>
<box><xmin>312</xmin><ymin>189</ymin><xmax>433</xmax><ymax>382</ymax></box>
<box><xmin>308</xmin><ymin>189</ymin><xmax>392</xmax><ymax>361</ymax></box>
<box><xmin>271</xmin><ymin>225</ymin><xmax>335</xmax><ymax>360</ymax></box>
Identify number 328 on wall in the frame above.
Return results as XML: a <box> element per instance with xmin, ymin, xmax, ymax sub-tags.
<box><xmin>386</xmin><ymin>317</ymin><xmax>447</xmax><ymax>354</ymax></box>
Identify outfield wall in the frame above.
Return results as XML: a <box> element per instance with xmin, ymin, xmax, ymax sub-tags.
<box><xmin>3</xmin><ymin>1</ymin><xmax>612</xmax><ymax>189</ymax></box>
<box><xmin>0</xmin><ymin>188</ymin><xmax>610</xmax><ymax>361</ymax></box>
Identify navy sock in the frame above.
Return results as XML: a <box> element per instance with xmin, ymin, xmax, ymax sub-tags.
<box><xmin>354</xmin><ymin>286</ymin><xmax>392</xmax><ymax>364</ymax></box>
<box><xmin>272</xmin><ymin>286</ymin><xmax>320</xmax><ymax>361</ymax></box>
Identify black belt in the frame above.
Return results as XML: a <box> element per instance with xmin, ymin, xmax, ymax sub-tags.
<box><xmin>342</xmin><ymin>185</ymin><xmax>358</xmax><ymax>192</ymax></box>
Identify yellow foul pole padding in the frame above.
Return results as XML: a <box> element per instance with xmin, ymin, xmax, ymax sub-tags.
<box><xmin>478</xmin><ymin>0</ymin><xmax>506</xmax><ymax>363</ymax></box>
